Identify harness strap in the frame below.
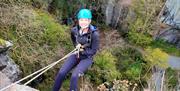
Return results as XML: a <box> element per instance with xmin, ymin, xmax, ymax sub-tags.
<box><xmin>75</xmin><ymin>27</ymin><xmax>93</xmax><ymax>48</ymax></box>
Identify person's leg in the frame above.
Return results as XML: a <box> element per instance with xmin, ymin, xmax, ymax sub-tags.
<box><xmin>53</xmin><ymin>54</ymin><xmax>78</xmax><ymax>91</ymax></box>
<box><xmin>70</xmin><ymin>58</ymin><xmax>93</xmax><ymax>91</ymax></box>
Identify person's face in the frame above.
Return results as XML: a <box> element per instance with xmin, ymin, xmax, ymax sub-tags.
<box><xmin>78</xmin><ymin>18</ymin><xmax>91</xmax><ymax>29</ymax></box>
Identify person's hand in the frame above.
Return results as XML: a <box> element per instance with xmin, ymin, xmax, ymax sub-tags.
<box><xmin>79</xmin><ymin>48</ymin><xmax>84</xmax><ymax>52</ymax></box>
<box><xmin>76</xmin><ymin>44</ymin><xmax>82</xmax><ymax>49</ymax></box>
<box><xmin>73</xmin><ymin>48</ymin><xmax>84</xmax><ymax>54</ymax></box>
<box><xmin>80</xmin><ymin>45</ymin><xmax>85</xmax><ymax>49</ymax></box>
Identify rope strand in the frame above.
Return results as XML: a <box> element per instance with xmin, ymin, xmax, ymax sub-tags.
<box><xmin>0</xmin><ymin>48</ymin><xmax>78</xmax><ymax>91</ymax></box>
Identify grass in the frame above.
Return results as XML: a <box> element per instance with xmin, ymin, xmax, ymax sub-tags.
<box><xmin>0</xmin><ymin>0</ymin><xmax>179</xmax><ymax>90</ymax></box>
<box><xmin>0</xmin><ymin>5</ymin><xmax>73</xmax><ymax>90</ymax></box>
<box><xmin>0</xmin><ymin>38</ymin><xmax>6</xmax><ymax>46</ymax></box>
<box><xmin>150</xmin><ymin>40</ymin><xmax>180</xmax><ymax>56</ymax></box>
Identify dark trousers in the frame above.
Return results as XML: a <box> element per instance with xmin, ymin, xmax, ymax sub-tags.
<box><xmin>52</xmin><ymin>54</ymin><xmax>93</xmax><ymax>91</ymax></box>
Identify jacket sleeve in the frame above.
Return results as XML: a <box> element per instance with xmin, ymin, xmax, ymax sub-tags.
<box><xmin>81</xmin><ymin>31</ymin><xmax>99</xmax><ymax>57</ymax></box>
<box><xmin>71</xmin><ymin>29</ymin><xmax>77</xmax><ymax>47</ymax></box>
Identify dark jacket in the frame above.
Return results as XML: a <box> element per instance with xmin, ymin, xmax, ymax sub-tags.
<box><xmin>71</xmin><ymin>25</ymin><xmax>99</xmax><ymax>58</ymax></box>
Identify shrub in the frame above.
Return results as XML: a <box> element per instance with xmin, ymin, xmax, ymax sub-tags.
<box><xmin>0</xmin><ymin>6</ymin><xmax>72</xmax><ymax>90</ymax></box>
<box><xmin>165</xmin><ymin>68</ymin><xmax>178</xmax><ymax>88</ymax></box>
<box><xmin>36</xmin><ymin>11</ymin><xmax>71</xmax><ymax>47</ymax></box>
<box><xmin>126</xmin><ymin>0</ymin><xmax>164</xmax><ymax>47</ymax></box>
<box><xmin>128</xmin><ymin>30</ymin><xmax>153</xmax><ymax>46</ymax></box>
<box><xmin>88</xmin><ymin>50</ymin><xmax>121</xmax><ymax>85</ymax></box>
<box><xmin>144</xmin><ymin>47</ymin><xmax>169</xmax><ymax>69</ymax></box>
<box><xmin>111</xmin><ymin>47</ymin><xmax>147</xmax><ymax>80</ymax></box>
<box><xmin>0</xmin><ymin>38</ymin><xmax>6</xmax><ymax>46</ymax></box>
<box><xmin>150</xmin><ymin>40</ymin><xmax>180</xmax><ymax>56</ymax></box>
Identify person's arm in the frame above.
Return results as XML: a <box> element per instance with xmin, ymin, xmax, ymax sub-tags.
<box><xmin>81</xmin><ymin>31</ymin><xmax>99</xmax><ymax>56</ymax></box>
<box><xmin>71</xmin><ymin>29</ymin><xmax>77</xmax><ymax>47</ymax></box>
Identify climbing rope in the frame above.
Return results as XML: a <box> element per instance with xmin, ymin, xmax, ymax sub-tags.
<box><xmin>0</xmin><ymin>48</ymin><xmax>80</xmax><ymax>91</ymax></box>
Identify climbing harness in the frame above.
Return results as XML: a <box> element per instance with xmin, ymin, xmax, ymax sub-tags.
<box><xmin>0</xmin><ymin>47</ymin><xmax>81</xmax><ymax>91</ymax></box>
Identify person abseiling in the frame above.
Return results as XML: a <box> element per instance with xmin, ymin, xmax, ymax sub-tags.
<box><xmin>53</xmin><ymin>8</ymin><xmax>99</xmax><ymax>91</ymax></box>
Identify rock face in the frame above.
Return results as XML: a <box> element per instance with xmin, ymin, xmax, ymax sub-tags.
<box><xmin>146</xmin><ymin>55</ymin><xmax>180</xmax><ymax>91</ymax></box>
<box><xmin>0</xmin><ymin>72</ymin><xmax>12</xmax><ymax>89</ymax></box>
<box><xmin>0</xmin><ymin>53</ymin><xmax>21</xmax><ymax>82</ymax></box>
<box><xmin>0</xmin><ymin>40</ymin><xmax>21</xmax><ymax>82</ymax></box>
<box><xmin>156</xmin><ymin>0</ymin><xmax>180</xmax><ymax>48</ymax></box>
<box><xmin>160</xmin><ymin>0</ymin><xmax>180</xmax><ymax>29</ymax></box>
<box><xmin>0</xmin><ymin>72</ymin><xmax>39</xmax><ymax>91</ymax></box>
<box><xmin>101</xmin><ymin>0</ymin><xmax>131</xmax><ymax>28</ymax></box>
<box><xmin>156</xmin><ymin>28</ymin><xmax>180</xmax><ymax>48</ymax></box>
<box><xmin>0</xmin><ymin>39</ymin><xmax>38</xmax><ymax>91</ymax></box>
<box><xmin>101</xmin><ymin>0</ymin><xmax>180</xmax><ymax>48</ymax></box>
<box><xmin>8</xmin><ymin>84</ymin><xmax>39</xmax><ymax>91</ymax></box>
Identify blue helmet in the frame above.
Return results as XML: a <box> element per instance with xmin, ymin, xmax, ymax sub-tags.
<box><xmin>77</xmin><ymin>9</ymin><xmax>92</xmax><ymax>20</ymax></box>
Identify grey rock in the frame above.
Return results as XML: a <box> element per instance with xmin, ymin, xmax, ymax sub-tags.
<box><xmin>0</xmin><ymin>40</ymin><xmax>38</xmax><ymax>91</ymax></box>
<box><xmin>0</xmin><ymin>72</ymin><xmax>39</xmax><ymax>91</ymax></box>
<box><xmin>0</xmin><ymin>72</ymin><xmax>12</xmax><ymax>89</ymax></box>
<box><xmin>157</xmin><ymin>0</ymin><xmax>180</xmax><ymax>48</ymax></box>
<box><xmin>156</xmin><ymin>28</ymin><xmax>180</xmax><ymax>48</ymax></box>
<box><xmin>0</xmin><ymin>40</ymin><xmax>21</xmax><ymax>82</ymax></box>
<box><xmin>168</xmin><ymin>56</ymin><xmax>180</xmax><ymax>70</ymax></box>
<box><xmin>0</xmin><ymin>65</ymin><xmax>6</xmax><ymax>71</ymax></box>
<box><xmin>148</xmin><ymin>55</ymin><xmax>180</xmax><ymax>91</ymax></box>
<box><xmin>101</xmin><ymin>0</ymin><xmax>131</xmax><ymax>28</ymax></box>
<box><xmin>5</xmin><ymin>84</ymin><xmax>39</xmax><ymax>91</ymax></box>
<box><xmin>0</xmin><ymin>52</ymin><xmax>21</xmax><ymax>82</ymax></box>
<box><xmin>160</xmin><ymin>0</ymin><xmax>180</xmax><ymax>29</ymax></box>
<box><xmin>0</xmin><ymin>41</ymin><xmax>13</xmax><ymax>53</ymax></box>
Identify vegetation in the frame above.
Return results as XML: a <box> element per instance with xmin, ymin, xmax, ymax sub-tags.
<box><xmin>150</xmin><ymin>40</ymin><xmax>180</xmax><ymax>56</ymax></box>
<box><xmin>87</xmin><ymin>50</ymin><xmax>121</xmax><ymax>85</ymax></box>
<box><xmin>0</xmin><ymin>2</ymin><xmax>72</xmax><ymax>90</ymax></box>
<box><xmin>165</xmin><ymin>68</ymin><xmax>178</xmax><ymax>89</ymax></box>
<box><xmin>0</xmin><ymin>38</ymin><xmax>6</xmax><ymax>46</ymax></box>
<box><xmin>0</xmin><ymin>0</ymin><xmax>179</xmax><ymax>91</ymax></box>
<box><xmin>144</xmin><ymin>47</ymin><xmax>169</xmax><ymax>69</ymax></box>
